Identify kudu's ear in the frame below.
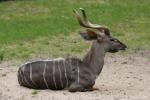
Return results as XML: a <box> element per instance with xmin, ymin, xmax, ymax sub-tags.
<box><xmin>80</xmin><ymin>29</ymin><xmax>97</xmax><ymax>40</ymax></box>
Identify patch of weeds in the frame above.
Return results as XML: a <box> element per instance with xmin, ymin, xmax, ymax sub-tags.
<box><xmin>0</xmin><ymin>50</ymin><xmax>4</xmax><ymax>63</ymax></box>
<box><xmin>31</xmin><ymin>90</ymin><xmax>39</xmax><ymax>97</ymax></box>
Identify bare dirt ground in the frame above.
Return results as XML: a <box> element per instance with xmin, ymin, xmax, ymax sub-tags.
<box><xmin>0</xmin><ymin>52</ymin><xmax>150</xmax><ymax>100</ymax></box>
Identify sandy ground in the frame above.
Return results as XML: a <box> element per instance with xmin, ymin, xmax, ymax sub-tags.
<box><xmin>0</xmin><ymin>53</ymin><xmax>150</xmax><ymax>100</ymax></box>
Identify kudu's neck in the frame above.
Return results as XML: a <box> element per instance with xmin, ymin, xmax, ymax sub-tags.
<box><xmin>83</xmin><ymin>41</ymin><xmax>107</xmax><ymax>76</ymax></box>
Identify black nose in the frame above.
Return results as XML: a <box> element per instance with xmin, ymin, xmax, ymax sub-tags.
<box><xmin>122</xmin><ymin>45</ymin><xmax>127</xmax><ymax>50</ymax></box>
<box><xmin>124</xmin><ymin>47</ymin><xmax>127</xmax><ymax>50</ymax></box>
<box><xmin>125</xmin><ymin>45</ymin><xmax>127</xmax><ymax>49</ymax></box>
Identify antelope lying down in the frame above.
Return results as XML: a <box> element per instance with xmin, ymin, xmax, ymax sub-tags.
<box><xmin>17</xmin><ymin>8</ymin><xmax>127</xmax><ymax>92</ymax></box>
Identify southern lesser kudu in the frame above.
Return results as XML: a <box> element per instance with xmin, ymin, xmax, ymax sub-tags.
<box><xmin>17</xmin><ymin>8</ymin><xmax>127</xmax><ymax>92</ymax></box>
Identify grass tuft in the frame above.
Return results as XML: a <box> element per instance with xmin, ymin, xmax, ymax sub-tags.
<box><xmin>31</xmin><ymin>90</ymin><xmax>39</xmax><ymax>96</ymax></box>
<box><xmin>0</xmin><ymin>49</ymin><xmax>4</xmax><ymax>62</ymax></box>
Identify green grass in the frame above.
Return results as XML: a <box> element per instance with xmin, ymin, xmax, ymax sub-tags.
<box><xmin>31</xmin><ymin>90</ymin><xmax>40</xmax><ymax>96</ymax></box>
<box><xmin>0</xmin><ymin>0</ymin><xmax>149</xmax><ymax>61</ymax></box>
<box><xmin>0</xmin><ymin>49</ymin><xmax>4</xmax><ymax>62</ymax></box>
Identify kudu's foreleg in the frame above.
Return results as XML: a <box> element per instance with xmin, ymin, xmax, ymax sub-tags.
<box><xmin>68</xmin><ymin>82</ymin><xmax>97</xmax><ymax>92</ymax></box>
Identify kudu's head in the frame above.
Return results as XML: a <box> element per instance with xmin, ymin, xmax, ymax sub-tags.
<box><xmin>73</xmin><ymin>8</ymin><xmax>127</xmax><ymax>53</ymax></box>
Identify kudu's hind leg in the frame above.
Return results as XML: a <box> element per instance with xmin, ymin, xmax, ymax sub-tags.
<box><xmin>69</xmin><ymin>86</ymin><xmax>99</xmax><ymax>92</ymax></box>
<box><xmin>69</xmin><ymin>81</ymin><xmax>98</xmax><ymax>92</ymax></box>
<box><xmin>84</xmin><ymin>87</ymin><xmax>99</xmax><ymax>91</ymax></box>
<box><xmin>69</xmin><ymin>84</ymin><xmax>85</xmax><ymax>92</ymax></box>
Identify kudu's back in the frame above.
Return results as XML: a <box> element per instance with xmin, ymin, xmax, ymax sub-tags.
<box><xmin>17</xmin><ymin>58</ymin><xmax>81</xmax><ymax>90</ymax></box>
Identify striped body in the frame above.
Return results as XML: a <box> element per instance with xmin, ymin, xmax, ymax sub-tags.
<box><xmin>17</xmin><ymin>58</ymin><xmax>81</xmax><ymax>90</ymax></box>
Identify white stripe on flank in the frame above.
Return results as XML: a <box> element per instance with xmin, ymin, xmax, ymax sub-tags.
<box><xmin>18</xmin><ymin>68</ymin><xmax>23</xmax><ymax>84</ymax></box>
<box><xmin>29</xmin><ymin>64</ymin><xmax>37</xmax><ymax>87</ymax></box>
<box><xmin>69</xmin><ymin>59</ymin><xmax>72</xmax><ymax>79</ymax></box>
<box><xmin>43</xmin><ymin>62</ymin><xmax>49</xmax><ymax>89</ymax></box>
<box><xmin>20</xmin><ymin>67</ymin><xmax>26</xmax><ymax>85</ymax></box>
<box><xmin>57</xmin><ymin>60</ymin><xmax>63</xmax><ymax>88</ymax></box>
<box><xmin>22</xmin><ymin>66</ymin><xmax>33</xmax><ymax>87</ymax></box>
<box><xmin>63</xmin><ymin>61</ymin><xmax>68</xmax><ymax>87</ymax></box>
<box><xmin>53</xmin><ymin>61</ymin><xmax>57</xmax><ymax>89</ymax></box>
<box><xmin>77</xmin><ymin>60</ymin><xmax>80</xmax><ymax>84</ymax></box>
